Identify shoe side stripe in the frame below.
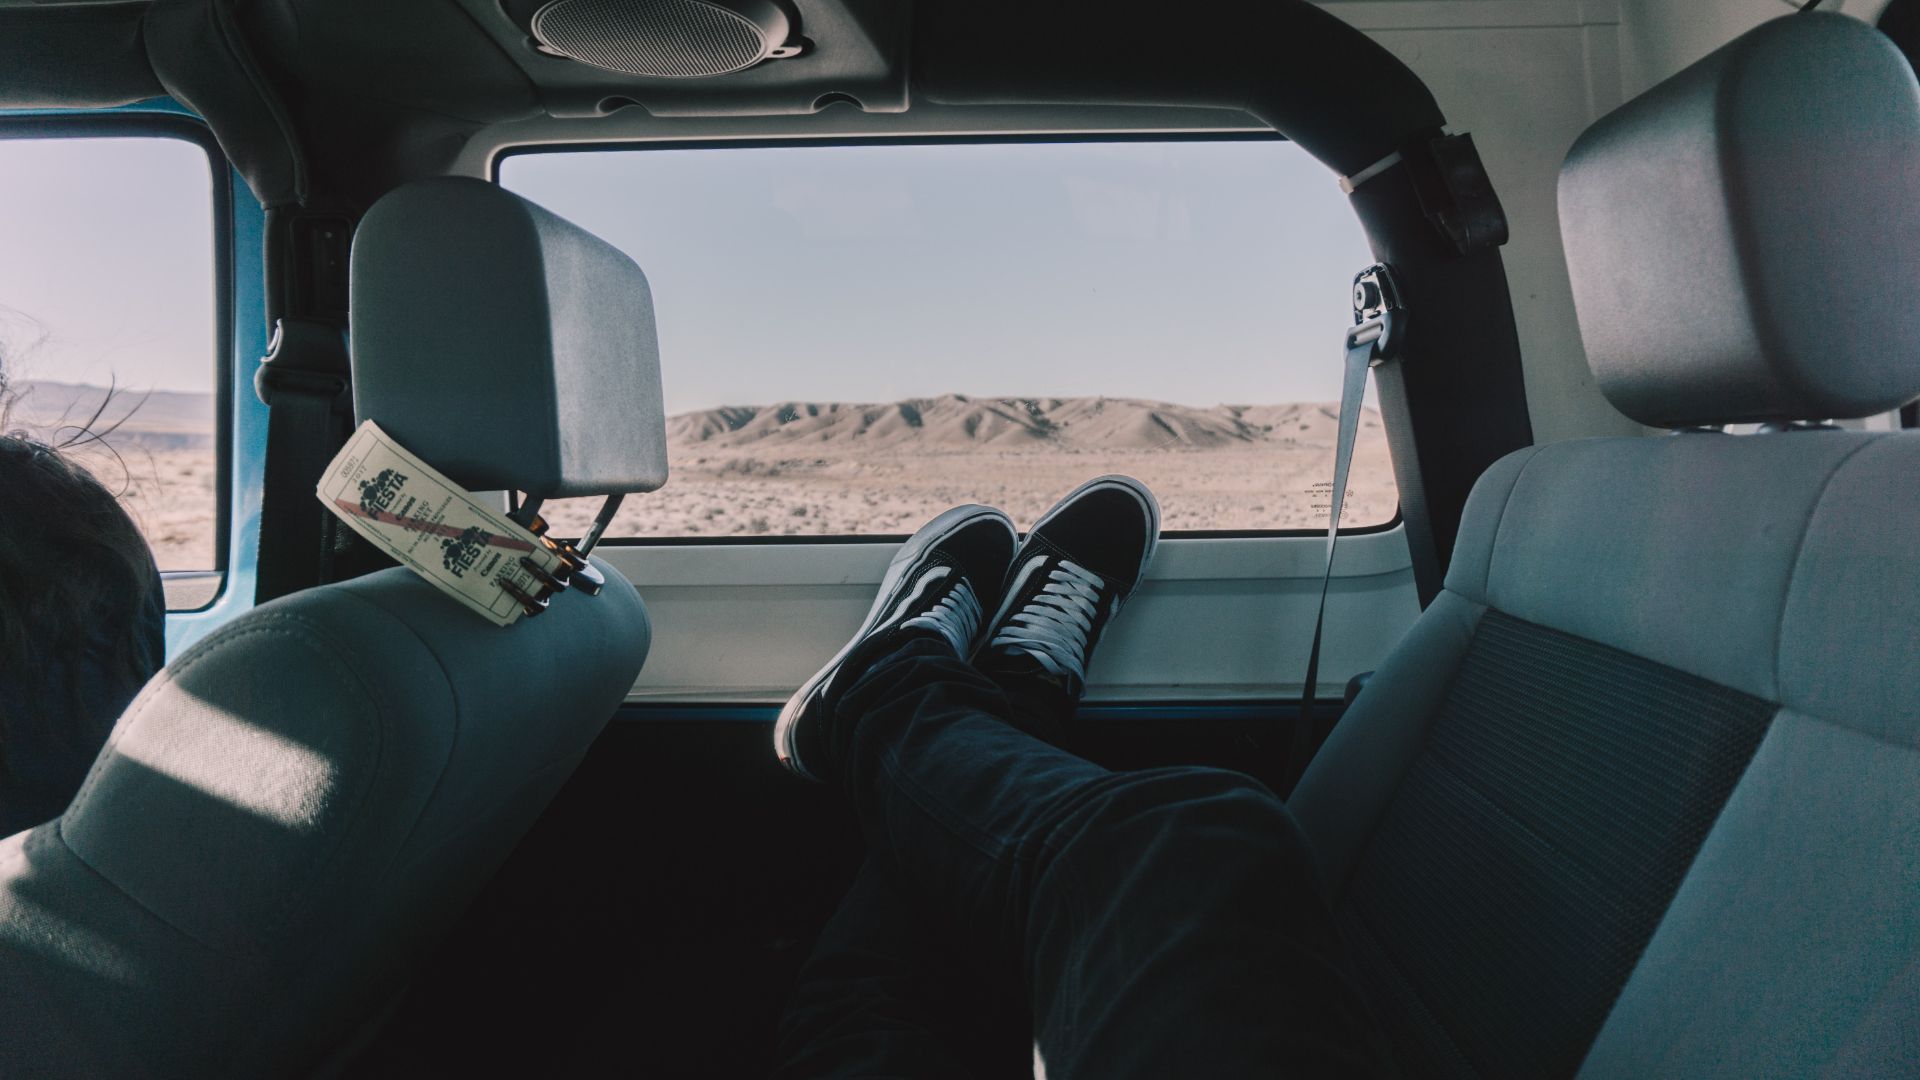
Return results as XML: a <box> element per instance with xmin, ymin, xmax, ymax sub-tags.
<box><xmin>821</xmin><ymin>564</ymin><xmax>951</xmax><ymax>700</ymax></box>
<box><xmin>983</xmin><ymin>554</ymin><xmax>1050</xmax><ymax>645</ymax></box>
<box><xmin>881</xmin><ymin>563</ymin><xmax>950</xmax><ymax>629</ymax></box>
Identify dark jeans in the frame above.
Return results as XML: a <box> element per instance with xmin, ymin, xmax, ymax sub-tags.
<box><xmin>774</xmin><ymin>638</ymin><xmax>1393</xmax><ymax>1079</ymax></box>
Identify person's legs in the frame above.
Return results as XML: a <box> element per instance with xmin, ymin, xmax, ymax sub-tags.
<box><xmin>837</xmin><ymin>638</ymin><xmax>1390</xmax><ymax>1080</ymax></box>
<box><xmin>777</xmin><ymin>480</ymin><xmax>1390</xmax><ymax>1079</ymax></box>
<box><xmin>772</xmin><ymin>856</ymin><xmax>1030</xmax><ymax>1080</ymax></box>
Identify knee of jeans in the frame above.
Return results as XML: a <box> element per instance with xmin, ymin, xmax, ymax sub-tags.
<box><xmin>1108</xmin><ymin>767</ymin><xmax>1293</xmax><ymax>837</ymax></box>
<box><xmin>1151</xmin><ymin>771</ymin><xmax>1322</xmax><ymax>883</ymax></box>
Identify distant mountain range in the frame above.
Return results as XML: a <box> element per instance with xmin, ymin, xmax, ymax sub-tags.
<box><xmin>669</xmin><ymin>395</ymin><xmax>1379</xmax><ymax>453</ymax></box>
<box><xmin>4</xmin><ymin>380</ymin><xmax>216</xmax><ymax>451</ymax></box>
<box><xmin>4</xmin><ymin>383</ymin><xmax>1377</xmax><ymax>455</ymax></box>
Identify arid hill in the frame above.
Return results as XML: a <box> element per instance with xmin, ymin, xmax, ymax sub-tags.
<box><xmin>2</xmin><ymin>383</ymin><xmax>1397</xmax><ymax>555</ymax></box>
<box><xmin>7</xmin><ymin>380</ymin><xmax>215</xmax><ymax>451</ymax></box>
<box><xmin>667</xmin><ymin>394</ymin><xmax>1378</xmax><ymax>453</ymax></box>
<box><xmin>10</xmin><ymin>382</ymin><xmax>1379</xmax><ymax>457</ymax></box>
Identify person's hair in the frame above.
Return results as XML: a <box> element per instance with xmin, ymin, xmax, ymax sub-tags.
<box><xmin>0</xmin><ymin>373</ymin><xmax>164</xmax><ymax>739</ymax></box>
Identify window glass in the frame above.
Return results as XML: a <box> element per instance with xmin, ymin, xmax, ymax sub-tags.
<box><xmin>0</xmin><ymin>135</ymin><xmax>220</xmax><ymax>581</ymax></box>
<box><xmin>501</xmin><ymin>139</ymin><xmax>1393</xmax><ymax>537</ymax></box>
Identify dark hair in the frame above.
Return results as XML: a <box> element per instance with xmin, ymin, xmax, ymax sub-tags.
<box><xmin>0</xmin><ymin>373</ymin><xmax>165</xmax><ymax>801</ymax></box>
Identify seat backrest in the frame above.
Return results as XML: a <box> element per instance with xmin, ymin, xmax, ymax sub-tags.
<box><xmin>0</xmin><ymin>179</ymin><xmax>665</xmax><ymax>1076</ymax></box>
<box><xmin>1290</xmin><ymin>13</ymin><xmax>1920</xmax><ymax>1079</ymax></box>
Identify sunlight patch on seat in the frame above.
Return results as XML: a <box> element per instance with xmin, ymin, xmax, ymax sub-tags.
<box><xmin>115</xmin><ymin>700</ymin><xmax>337</xmax><ymax>831</ymax></box>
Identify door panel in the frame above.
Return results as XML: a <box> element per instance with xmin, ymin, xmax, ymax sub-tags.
<box><xmin>602</xmin><ymin>526</ymin><xmax>1420</xmax><ymax>703</ymax></box>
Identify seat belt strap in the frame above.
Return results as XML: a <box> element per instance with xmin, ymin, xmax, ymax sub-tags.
<box><xmin>1369</xmin><ymin>358</ymin><xmax>1444</xmax><ymax>606</ymax></box>
<box><xmin>254</xmin><ymin>318</ymin><xmax>352</xmax><ymax>604</ymax></box>
<box><xmin>1285</xmin><ymin>265</ymin><xmax>1405</xmax><ymax>794</ymax></box>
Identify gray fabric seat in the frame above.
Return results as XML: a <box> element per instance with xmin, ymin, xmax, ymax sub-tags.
<box><xmin>1290</xmin><ymin>13</ymin><xmax>1920</xmax><ymax>1079</ymax></box>
<box><xmin>0</xmin><ymin>180</ymin><xmax>665</xmax><ymax>1076</ymax></box>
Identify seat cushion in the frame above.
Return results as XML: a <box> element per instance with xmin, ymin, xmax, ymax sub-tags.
<box><xmin>1335</xmin><ymin>608</ymin><xmax>1774</xmax><ymax>1077</ymax></box>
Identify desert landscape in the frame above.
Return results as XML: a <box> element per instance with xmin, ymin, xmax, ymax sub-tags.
<box><xmin>6</xmin><ymin>380</ymin><xmax>219</xmax><ymax>572</ymax></box>
<box><xmin>540</xmin><ymin>394</ymin><xmax>1397</xmax><ymax>540</ymax></box>
<box><xmin>7</xmin><ymin>382</ymin><xmax>1397</xmax><ymax>570</ymax></box>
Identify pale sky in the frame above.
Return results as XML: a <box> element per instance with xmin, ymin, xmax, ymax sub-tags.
<box><xmin>503</xmin><ymin>139</ymin><xmax>1372</xmax><ymax>415</ymax></box>
<box><xmin>0</xmin><ymin>137</ymin><xmax>215</xmax><ymax>394</ymax></box>
<box><xmin>0</xmin><ymin>136</ymin><xmax>1372</xmax><ymax>414</ymax></box>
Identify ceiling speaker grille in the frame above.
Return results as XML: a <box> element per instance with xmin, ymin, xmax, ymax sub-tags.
<box><xmin>532</xmin><ymin>0</ymin><xmax>778</xmax><ymax>79</ymax></box>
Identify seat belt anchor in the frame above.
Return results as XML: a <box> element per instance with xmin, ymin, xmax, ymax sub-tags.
<box><xmin>254</xmin><ymin>318</ymin><xmax>350</xmax><ymax>407</ymax></box>
<box><xmin>1349</xmin><ymin>264</ymin><xmax>1406</xmax><ymax>365</ymax></box>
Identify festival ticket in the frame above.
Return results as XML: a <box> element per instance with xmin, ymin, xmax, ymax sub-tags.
<box><xmin>316</xmin><ymin>420</ymin><xmax>565</xmax><ymax>626</ymax></box>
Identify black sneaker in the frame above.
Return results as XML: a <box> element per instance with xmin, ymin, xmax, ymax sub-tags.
<box><xmin>975</xmin><ymin>476</ymin><xmax>1161</xmax><ymax>733</ymax></box>
<box><xmin>775</xmin><ymin>504</ymin><xmax>1018</xmax><ymax>782</ymax></box>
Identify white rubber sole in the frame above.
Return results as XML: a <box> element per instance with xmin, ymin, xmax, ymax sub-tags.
<box><xmin>775</xmin><ymin>503</ymin><xmax>1016</xmax><ymax>780</ymax></box>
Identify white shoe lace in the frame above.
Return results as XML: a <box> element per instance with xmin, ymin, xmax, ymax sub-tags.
<box><xmin>901</xmin><ymin>574</ymin><xmax>985</xmax><ymax>656</ymax></box>
<box><xmin>988</xmin><ymin>560</ymin><xmax>1105</xmax><ymax>681</ymax></box>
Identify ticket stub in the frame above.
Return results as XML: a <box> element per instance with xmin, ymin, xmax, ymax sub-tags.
<box><xmin>316</xmin><ymin>420</ymin><xmax>566</xmax><ymax>627</ymax></box>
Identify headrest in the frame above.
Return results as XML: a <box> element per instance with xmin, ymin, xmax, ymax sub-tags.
<box><xmin>1559</xmin><ymin>13</ymin><xmax>1920</xmax><ymax>427</ymax></box>
<box><xmin>351</xmin><ymin>177</ymin><xmax>668</xmax><ymax>498</ymax></box>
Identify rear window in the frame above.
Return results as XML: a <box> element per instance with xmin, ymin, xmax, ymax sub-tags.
<box><xmin>499</xmin><ymin>138</ymin><xmax>1393</xmax><ymax>538</ymax></box>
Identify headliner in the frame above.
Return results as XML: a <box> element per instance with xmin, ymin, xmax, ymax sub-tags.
<box><xmin>4</xmin><ymin>0</ymin><xmax>1441</xmax><ymax>208</ymax></box>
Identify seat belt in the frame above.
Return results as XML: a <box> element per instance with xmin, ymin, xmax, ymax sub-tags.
<box><xmin>1283</xmin><ymin>265</ymin><xmax>1406</xmax><ymax>794</ymax></box>
<box><xmin>254</xmin><ymin>318</ymin><xmax>353</xmax><ymax>604</ymax></box>
<box><xmin>1369</xmin><ymin>347</ymin><xmax>1444</xmax><ymax>607</ymax></box>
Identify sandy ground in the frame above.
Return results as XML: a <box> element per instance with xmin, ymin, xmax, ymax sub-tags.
<box><xmin>82</xmin><ymin>434</ymin><xmax>1395</xmax><ymax>572</ymax></box>
<box><xmin>36</xmin><ymin>392</ymin><xmax>1398</xmax><ymax>571</ymax></box>
<box><xmin>57</xmin><ymin>444</ymin><xmax>219</xmax><ymax>573</ymax></box>
<box><xmin>74</xmin><ymin>434</ymin><xmax>1401</xmax><ymax>575</ymax></box>
<box><xmin>538</xmin><ymin>437</ymin><xmax>1397</xmax><ymax>539</ymax></box>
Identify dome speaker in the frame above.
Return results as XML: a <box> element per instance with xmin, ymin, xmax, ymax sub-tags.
<box><xmin>531</xmin><ymin>0</ymin><xmax>795</xmax><ymax>78</ymax></box>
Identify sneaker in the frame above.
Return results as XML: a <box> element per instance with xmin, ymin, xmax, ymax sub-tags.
<box><xmin>775</xmin><ymin>504</ymin><xmax>1018</xmax><ymax>782</ymax></box>
<box><xmin>975</xmin><ymin>476</ymin><xmax>1161</xmax><ymax>732</ymax></box>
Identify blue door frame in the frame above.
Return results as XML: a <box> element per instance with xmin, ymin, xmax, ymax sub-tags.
<box><xmin>1</xmin><ymin>99</ymin><xmax>268</xmax><ymax>657</ymax></box>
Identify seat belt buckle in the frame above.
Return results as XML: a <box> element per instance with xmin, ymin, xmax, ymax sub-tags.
<box><xmin>1349</xmin><ymin>264</ymin><xmax>1406</xmax><ymax>365</ymax></box>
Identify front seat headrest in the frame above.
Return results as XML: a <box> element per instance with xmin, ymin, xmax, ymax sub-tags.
<box><xmin>351</xmin><ymin>177</ymin><xmax>669</xmax><ymax>498</ymax></box>
<box><xmin>1560</xmin><ymin>13</ymin><xmax>1920</xmax><ymax>428</ymax></box>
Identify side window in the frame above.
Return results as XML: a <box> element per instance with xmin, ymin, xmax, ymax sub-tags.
<box><xmin>0</xmin><ymin>133</ymin><xmax>223</xmax><ymax>607</ymax></box>
<box><xmin>501</xmin><ymin>139</ymin><xmax>1393</xmax><ymax>539</ymax></box>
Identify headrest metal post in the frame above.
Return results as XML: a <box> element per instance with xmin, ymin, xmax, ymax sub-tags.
<box><xmin>577</xmin><ymin>494</ymin><xmax>624</xmax><ymax>558</ymax></box>
<box><xmin>508</xmin><ymin>494</ymin><xmax>545</xmax><ymax>532</ymax></box>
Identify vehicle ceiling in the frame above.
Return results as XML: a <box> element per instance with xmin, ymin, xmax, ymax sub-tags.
<box><xmin>1</xmin><ymin>0</ymin><xmax>1450</xmax><ymax>209</ymax></box>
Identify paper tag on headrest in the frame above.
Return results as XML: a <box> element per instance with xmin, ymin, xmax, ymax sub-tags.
<box><xmin>316</xmin><ymin>420</ymin><xmax>566</xmax><ymax>627</ymax></box>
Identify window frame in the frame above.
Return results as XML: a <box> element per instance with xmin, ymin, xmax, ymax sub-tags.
<box><xmin>493</xmin><ymin>132</ymin><xmax>1401</xmax><ymax>544</ymax></box>
<box><xmin>0</xmin><ymin>112</ymin><xmax>236</xmax><ymax>608</ymax></box>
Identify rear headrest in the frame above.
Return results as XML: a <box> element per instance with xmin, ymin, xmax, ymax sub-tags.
<box><xmin>1560</xmin><ymin>13</ymin><xmax>1920</xmax><ymax>427</ymax></box>
<box><xmin>351</xmin><ymin>177</ymin><xmax>668</xmax><ymax>498</ymax></box>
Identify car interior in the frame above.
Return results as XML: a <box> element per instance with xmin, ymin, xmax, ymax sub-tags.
<box><xmin>0</xmin><ymin>0</ymin><xmax>1916</xmax><ymax>1076</ymax></box>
